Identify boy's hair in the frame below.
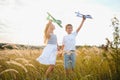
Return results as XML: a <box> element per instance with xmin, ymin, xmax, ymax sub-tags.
<box><xmin>65</xmin><ymin>24</ymin><xmax>73</xmax><ymax>30</ymax></box>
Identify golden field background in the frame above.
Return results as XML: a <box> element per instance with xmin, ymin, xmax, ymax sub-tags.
<box><xmin>0</xmin><ymin>46</ymin><xmax>119</xmax><ymax>80</ymax></box>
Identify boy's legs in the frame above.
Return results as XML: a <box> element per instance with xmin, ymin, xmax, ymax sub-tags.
<box><xmin>63</xmin><ymin>52</ymin><xmax>76</xmax><ymax>79</ymax></box>
<box><xmin>64</xmin><ymin>53</ymin><xmax>76</xmax><ymax>75</ymax></box>
<box><xmin>64</xmin><ymin>53</ymin><xmax>70</xmax><ymax>76</ymax></box>
<box><xmin>71</xmin><ymin>53</ymin><xmax>76</xmax><ymax>72</ymax></box>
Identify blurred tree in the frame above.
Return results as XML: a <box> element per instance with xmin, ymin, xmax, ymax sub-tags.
<box><xmin>110</xmin><ymin>16</ymin><xmax>120</xmax><ymax>80</ymax></box>
<box><xmin>102</xmin><ymin>16</ymin><xmax>120</xmax><ymax>80</ymax></box>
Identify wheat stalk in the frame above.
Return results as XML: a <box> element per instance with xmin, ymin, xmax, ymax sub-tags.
<box><xmin>25</xmin><ymin>63</ymin><xmax>36</xmax><ymax>69</ymax></box>
<box><xmin>56</xmin><ymin>60</ymin><xmax>63</xmax><ymax>63</ymax></box>
<box><xmin>0</xmin><ymin>69</ymin><xmax>19</xmax><ymax>75</ymax></box>
<box><xmin>15</xmin><ymin>58</ymin><xmax>29</xmax><ymax>64</ymax></box>
<box><xmin>56</xmin><ymin>64</ymin><xmax>64</xmax><ymax>66</ymax></box>
<box><xmin>6</xmin><ymin>60</ymin><xmax>28</xmax><ymax>73</ymax></box>
<box><xmin>84</xmin><ymin>55</ymin><xmax>91</xmax><ymax>61</ymax></box>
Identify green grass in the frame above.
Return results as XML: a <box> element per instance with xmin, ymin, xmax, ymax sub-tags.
<box><xmin>0</xmin><ymin>47</ymin><xmax>119</xmax><ymax>80</ymax></box>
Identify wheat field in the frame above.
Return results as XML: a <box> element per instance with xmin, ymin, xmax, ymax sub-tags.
<box><xmin>0</xmin><ymin>47</ymin><xmax>119</xmax><ymax>80</ymax></box>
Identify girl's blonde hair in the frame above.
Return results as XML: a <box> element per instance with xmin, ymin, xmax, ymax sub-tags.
<box><xmin>44</xmin><ymin>21</ymin><xmax>52</xmax><ymax>44</ymax></box>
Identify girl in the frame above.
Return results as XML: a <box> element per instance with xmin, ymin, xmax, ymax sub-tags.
<box><xmin>36</xmin><ymin>20</ymin><xmax>58</xmax><ymax>80</ymax></box>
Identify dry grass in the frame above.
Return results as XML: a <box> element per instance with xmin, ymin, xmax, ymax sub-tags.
<box><xmin>0</xmin><ymin>47</ymin><xmax>118</xmax><ymax>80</ymax></box>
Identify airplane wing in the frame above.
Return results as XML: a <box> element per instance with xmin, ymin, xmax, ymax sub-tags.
<box><xmin>75</xmin><ymin>11</ymin><xmax>83</xmax><ymax>17</ymax></box>
<box><xmin>47</xmin><ymin>12</ymin><xmax>56</xmax><ymax>22</ymax></box>
<box><xmin>47</xmin><ymin>12</ymin><xmax>63</xmax><ymax>28</ymax></box>
<box><xmin>75</xmin><ymin>11</ymin><xmax>92</xmax><ymax>19</ymax></box>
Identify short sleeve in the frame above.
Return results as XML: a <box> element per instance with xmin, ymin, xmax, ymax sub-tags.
<box><xmin>72</xmin><ymin>31</ymin><xmax>78</xmax><ymax>37</ymax></box>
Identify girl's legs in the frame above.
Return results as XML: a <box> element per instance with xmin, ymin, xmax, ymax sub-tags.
<box><xmin>45</xmin><ymin>65</ymin><xmax>55</xmax><ymax>78</ymax></box>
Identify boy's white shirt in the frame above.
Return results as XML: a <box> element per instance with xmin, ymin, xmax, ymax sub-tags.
<box><xmin>62</xmin><ymin>31</ymin><xmax>77</xmax><ymax>52</ymax></box>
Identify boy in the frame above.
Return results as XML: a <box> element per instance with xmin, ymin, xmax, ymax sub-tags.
<box><xmin>61</xmin><ymin>16</ymin><xmax>86</xmax><ymax>75</ymax></box>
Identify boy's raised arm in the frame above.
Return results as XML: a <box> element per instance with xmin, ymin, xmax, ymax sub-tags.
<box><xmin>76</xmin><ymin>16</ymin><xmax>86</xmax><ymax>33</ymax></box>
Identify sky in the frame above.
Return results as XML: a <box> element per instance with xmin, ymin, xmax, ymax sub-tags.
<box><xmin>0</xmin><ymin>0</ymin><xmax>120</xmax><ymax>46</ymax></box>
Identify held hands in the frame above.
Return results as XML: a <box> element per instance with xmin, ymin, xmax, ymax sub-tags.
<box><xmin>57</xmin><ymin>48</ymin><xmax>63</xmax><ymax>57</ymax></box>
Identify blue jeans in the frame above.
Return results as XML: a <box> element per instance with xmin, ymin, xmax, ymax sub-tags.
<box><xmin>64</xmin><ymin>53</ymin><xmax>76</xmax><ymax>69</ymax></box>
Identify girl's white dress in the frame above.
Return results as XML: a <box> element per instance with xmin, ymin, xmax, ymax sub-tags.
<box><xmin>36</xmin><ymin>34</ymin><xmax>57</xmax><ymax>65</ymax></box>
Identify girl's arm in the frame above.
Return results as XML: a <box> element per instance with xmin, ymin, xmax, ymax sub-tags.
<box><xmin>76</xmin><ymin>16</ymin><xmax>86</xmax><ymax>33</ymax></box>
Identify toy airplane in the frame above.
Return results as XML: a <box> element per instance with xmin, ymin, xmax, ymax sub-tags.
<box><xmin>47</xmin><ymin>12</ymin><xmax>62</xmax><ymax>28</ymax></box>
<box><xmin>75</xmin><ymin>11</ymin><xmax>92</xmax><ymax>19</ymax></box>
